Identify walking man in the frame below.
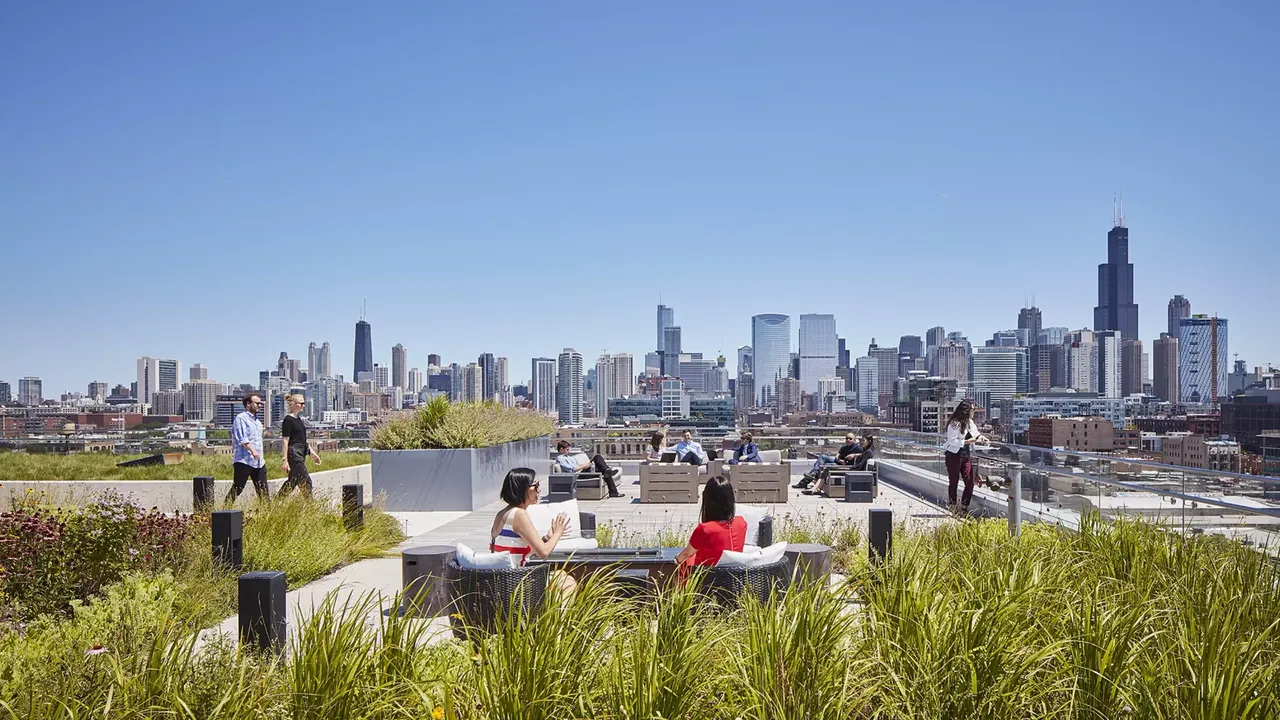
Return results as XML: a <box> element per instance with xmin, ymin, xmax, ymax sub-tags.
<box><xmin>227</xmin><ymin>392</ymin><xmax>269</xmax><ymax>503</ymax></box>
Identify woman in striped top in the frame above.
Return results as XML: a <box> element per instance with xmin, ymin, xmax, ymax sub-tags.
<box><xmin>489</xmin><ymin>467</ymin><xmax>568</xmax><ymax>564</ymax></box>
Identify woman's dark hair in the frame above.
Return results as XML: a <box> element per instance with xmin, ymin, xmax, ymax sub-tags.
<box><xmin>862</xmin><ymin>434</ymin><xmax>875</xmax><ymax>450</ymax></box>
<box><xmin>500</xmin><ymin>467</ymin><xmax>537</xmax><ymax>506</ymax></box>
<box><xmin>700</xmin><ymin>476</ymin><xmax>736</xmax><ymax>524</ymax></box>
<box><xmin>556</xmin><ymin>440</ymin><xmax>571</xmax><ymax>452</ymax></box>
<box><xmin>650</xmin><ymin>431</ymin><xmax>665</xmax><ymax>451</ymax></box>
<box><xmin>740</xmin><ymin>431</ymin><xmax>753</xmax><ymax>443</ymax></box>
<box><xmin>947</xmin><ymin>402</ymin><xmax>973</xmax><ymax>428</ymax></box>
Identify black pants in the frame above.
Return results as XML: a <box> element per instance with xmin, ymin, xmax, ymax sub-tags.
<box><xmin>227</xmin><ymin>461</ymin><xmax>269</xmax><ymax>503</ymax></box>
<box><xmin>585</xmin><ymin>454</ymin><xmax>620</xmax><ymax>494</ymax></box>
<box><xmin>945</xmin><ymin>451</ymin><xmax>974</xmax><ymax>507</ymax></box>
<box><xmin>278</xmin><ymin>447</ymin><xmax>313</xmax><ymax>498</ymax></box>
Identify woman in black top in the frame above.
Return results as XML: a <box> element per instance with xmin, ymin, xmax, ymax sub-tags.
<box><xmin>280</xmin><ymin>393</ymin><xmax>321</xmax><ymax>497</ymax></box>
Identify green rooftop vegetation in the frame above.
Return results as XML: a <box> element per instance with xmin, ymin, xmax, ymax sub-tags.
<box><xmin>2</xmin><ymin>513</ymin><xmax>1276</xmax><ymax>718</ymax></box>
<box><xmin>371</xmin><ymin>397</ymin><xmax>554</xmax><ymax>450</ymax></box>
<box><xmin>0</xmin><ymin>450</ymin><xmax>371</xmax><ymax>482</ymax></box>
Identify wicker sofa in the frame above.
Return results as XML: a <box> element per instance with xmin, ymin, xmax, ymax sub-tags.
<box><xmin>694</xmin><ymin>555</ymin><xmax>792</xmax><ymax>607</ymax></box>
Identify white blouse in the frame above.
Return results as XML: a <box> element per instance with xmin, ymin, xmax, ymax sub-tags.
<box><xmin>943</xmin><ymin>420</ymin><xmax>982</xmax><ymax>454</ymax></box>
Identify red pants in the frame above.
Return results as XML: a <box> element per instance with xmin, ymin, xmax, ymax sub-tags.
<box><xmin>945</xmin><ymin>451</ymin><xmax>974</xmax><ymax>507</ymax></box>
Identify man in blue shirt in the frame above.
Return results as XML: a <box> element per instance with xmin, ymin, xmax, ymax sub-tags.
<box><xmin>672</xmin><ymin>430</ymin><xmax>716</xmax><ymax>465</ymax></box>
<box><xmin>555</xmin><ymin>440</ymin><xmax>623</xmax><ymax>497</ymax></box>
<box><xmin>226</xmin><ymin>393</ymin><xmax>269</xmax><ymax>503</ymax></box>
<box><xmin>728</xmin><ymin>430</ymin><xmax>761</xmax><ymax>465</ymax></box>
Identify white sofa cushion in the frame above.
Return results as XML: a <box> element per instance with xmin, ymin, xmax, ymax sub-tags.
<box><xmin>527</xmin><ymin>499</ymin><xmax>582</xmax><ymax>541</ymax></box>
<box><xmin>553</xmin><ymin>537</ymin><xmax>600</xmax><ymax>552</ymax></box>
<box><xmin>717</xmin><ymin>541</ymin><xmax>789</xmax><ymax>568</ymax></box>
<box><xmin>736</xmin><ymin>505</ymin><xmax>766</xmax><ymax>545</ymax></box>
<box><xmin>455</xmin><ymin>542</ymin><xmax>519</xmax><ymax>570</ymax></box>
<box><xmin>758</xmin><ymin>449</ymin><xmax>783</xmax><ymax>463</ymax></box>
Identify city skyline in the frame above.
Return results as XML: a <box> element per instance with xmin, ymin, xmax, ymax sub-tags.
<box><xmin>4</xmin><ymin>4</ymin><xmax>1277</xmax><ymax>391</ymax></box>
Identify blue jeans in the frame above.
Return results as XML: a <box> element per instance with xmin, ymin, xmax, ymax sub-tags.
<box><xmin>809</xmin><ymin>455</ymin><xmax>837</xmax><ymax>474</ymax></box>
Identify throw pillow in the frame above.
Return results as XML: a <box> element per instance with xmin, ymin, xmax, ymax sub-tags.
<box><xmin>455</xmin><ymin>542</ymin><xmax>519</xmax><ymax>570</ymax></box>
<box><xmin>525</xmin><ymin>499</ymin><xmax>582</xmax><ymax>541</ymax></box>
<box><xmin>716</xmin><ymin>541</ymin><xmax>789</xmax><ymax>569</ymax></box>
<box><xmin>736</xmin><ymin>505</ymin><xmax>766</xmax><ymax>545</ymax></box>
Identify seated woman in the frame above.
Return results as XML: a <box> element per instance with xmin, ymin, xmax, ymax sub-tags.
<box><xmin>728</xmin><ymin>430</ymin><xmax>761</xmax><ymax>465</ymax></box>
<box><xmin>808</xmin><ymin>434</ymin><xmax>875</xmax><ymax>496</ymax></box>
<box><xmin>489</xmin><ymin>467</ymin><xmax>576</xmax><ymax>594</ymax></box>
<box><xmin>646</xmin><ymin>430</ymin><xmax>667</xmax><ymax>461</ymax></box>
<box><xmin>675</xmin><ymin>476</ymin><xmax>746</xmax><ymax>572</ymax></box>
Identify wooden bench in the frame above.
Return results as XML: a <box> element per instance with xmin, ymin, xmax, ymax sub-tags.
<box><xmin>725</xmin><ymin>463</ymin><xmax>789</xmax><ymax>503</ymax></box>
<box><xmin>639</xmin><ymin>463</ymin><xmax>699</xmax><ymax>503</ymax></box>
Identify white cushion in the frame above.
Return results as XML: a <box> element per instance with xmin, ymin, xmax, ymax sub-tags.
<box><xmin>758</xmin><ymin>450</ymin><xmax>783</xmax><ymax>463</ymax></box>
<box><xmin>526</xmin><ymin>499</ymin><xmax>582</xmax><ymax>541</ymax></box>
<box><xmin>736</xmin><ymin>505</ymin><xmax>766</xmax><ymax>545</ymax></box>
<box><xmin>717</xmin><ymin>541</ymin><xmax>789</xmax><ymax>568</ymax></box>
<box><xmin>553</xmin><ymin>537</ymin><xmax>600</xmax><ymax>552</ymax></box>
<box><xmin>455</xmin><ymin>542</ymin><xmax>519</xmax><ymax>570</ymax></box>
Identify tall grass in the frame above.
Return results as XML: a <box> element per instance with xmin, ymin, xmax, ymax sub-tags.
<box><xmin>3</xmin><ymin>516</ymin><xmax>1279</xmax><ymax>719</ymax></box>
<box><xmin>0</xmin><ymin>451</ymin><xmax>371</xmax><ymax>482</ymax></box>
<box><xmin>371</xmin><ymin>397</ymin><xmax>553</xmax><ymax>450</ymax></box>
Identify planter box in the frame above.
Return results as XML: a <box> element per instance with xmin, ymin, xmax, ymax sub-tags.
<box><xmin>373</xmin><ymin>435</ymin><xmax>553</xmax><ymax>511</ymax></box>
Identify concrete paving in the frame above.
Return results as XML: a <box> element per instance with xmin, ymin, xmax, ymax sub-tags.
<box><xmin>198</xmin><ymin>465</ymin><xmax>950</xmax><ymax>650</ymax></box>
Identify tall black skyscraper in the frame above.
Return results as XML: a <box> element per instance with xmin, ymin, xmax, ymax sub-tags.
<box><xmin>1017</xmin><ymin>306</ymin><xmax>1042</xmax><ymax>342</ymax></box>
<box><xmin>1093</xmin><ymin>199</ymin><xmax>1139</xmax><ymax>340</ymax></box>
<box><xmin>478</xmin><ymin>353</ymin><xmax>496</xmax><ymax>399</ymax></box>
<box><xmin>353</xmin><ymin>320</ymin><xmax>373</xmax><ymax>380</ymax></box>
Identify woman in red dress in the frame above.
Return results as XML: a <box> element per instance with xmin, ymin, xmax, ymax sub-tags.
<box><xmin>675</xmin><ymin>476</ymin><xmax>746</xmax><ymax>571</ymax></box>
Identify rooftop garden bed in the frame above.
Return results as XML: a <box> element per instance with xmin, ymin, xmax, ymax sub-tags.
<box><xmin>371</xmin><ymin>397</ymin><xmax>553</xmax><ymax>450</ymax></box>
<box><xmin>0</xmin><ymin>450</ymin><xmax>371</xmax><ymax>482</ymax></box>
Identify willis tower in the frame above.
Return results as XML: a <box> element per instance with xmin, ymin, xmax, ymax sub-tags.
<box><xmin>1093</xmin><ymin>197</ymin><xmax>1139</xmax><ymax>340</ymax></box>
<box><xmin>354</xmin><ymin>302</ymin><xmax>373</xmax><ymax>380</ymax></box>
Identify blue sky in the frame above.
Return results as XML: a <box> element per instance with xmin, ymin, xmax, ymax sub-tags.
<box><xmin>3</xmin><ymin>2</ymin><xmax>1277</xmax><ymax>393</ymax></box>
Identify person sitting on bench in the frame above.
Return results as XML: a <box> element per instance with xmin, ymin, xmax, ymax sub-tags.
<box><xmin>806</xmin><ymin>434</ymin><xmax>874</xmax><ymax>495</ymax></box>
<box><xmin>671</xmin><ymin>430</ymin><xmax>716</xmax><ymax>465</ymax></box>
<box><xmin>555</xmin><ymin>440</ymin><xmax>623</xmax><ymax>498</ymax></box>
<box><xmin>794</xmin><ymin>432</ymin><xmax>860</xmax><ymax>489</ymax></box>
<box><xmin>728</xmin><ymin>430</ymin><xmax>761</xmax><ymax>465</ymax></box>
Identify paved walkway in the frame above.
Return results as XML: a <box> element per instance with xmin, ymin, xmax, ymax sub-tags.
<box><xmin>198</xmin><ymin>465</ymin><xmax>950</xmax><ymax>650</ymax></box>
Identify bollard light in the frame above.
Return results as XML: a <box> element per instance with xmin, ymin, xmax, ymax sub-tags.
<box><xmin>238</xmin><ymin>571</ymin><xmax>286</xmax><ymax>653</ymax></box>
<box><xmin>212</xmin><ymin>510</ymin><xmax>244</xmax><ymax>569</ymax></box>
<box><xmin>342</xmin><ymin>484</ymin><xmax>364</xmax><ymax>531</ymax></box>
<box><xmin>193</xmin><ymin>476</ymin><xmax>215</xmax><ymax>511</ymax></box>
<box><xmin>868</xmin><ymin>508</ymin><xmax>892</xmax><ymax>565</ymax></box>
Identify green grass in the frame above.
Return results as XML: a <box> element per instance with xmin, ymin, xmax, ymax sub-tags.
<box><xmin>0</xmin><ymin>451</ymin><xmax>371</xmax><ymax>481</ymax></box>
<box><xmin>3</xmin><ymin>516</ymin><xmax>1279</xmax><ymax>719</ymax></box>
<box><xmin>371</xmin><ymin>396</ymin><xmax>552</xmax><ymax>450</ymax></box>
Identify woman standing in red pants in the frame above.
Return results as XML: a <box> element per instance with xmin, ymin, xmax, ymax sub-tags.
<box><xmin>942</xmin><ymin>401</ymin><xmax>987</xmax><ymax>515</ymax></box>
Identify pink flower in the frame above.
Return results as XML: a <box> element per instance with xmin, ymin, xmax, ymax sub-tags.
<box><xmin>85</xmin><ymin>644</ymin><xmax>109</xmax><ymax>657</ymax></box>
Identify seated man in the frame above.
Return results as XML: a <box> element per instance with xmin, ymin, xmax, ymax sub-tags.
<box><xmin>554</xmin><ymin>440</ymin><xmax>623</xmax><ymax>498</ymax></box>
<box><xmin>807</xmin><ymin>434</ymin><xmax>874</xmax><ymax>495</ymax></box>
<box><xmin>794</xmin><ymin>432</ymin><xmax>860</xmax><ymax>489</ymax></box>
<box><xmin>671</xmin><ymin>429</ymin><xmax>717</xmax><ymax>466</ymax></box>
<box><xmin>728</xmin><ymin>430</ymin><xmax>761</xmax><ymax>465</ymax></box>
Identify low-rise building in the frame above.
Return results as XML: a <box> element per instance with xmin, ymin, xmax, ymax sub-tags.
<box><xmin>1028</xmin><ymin>417</ymin><xmax>1116</xmax><ymax>452</ymax></box>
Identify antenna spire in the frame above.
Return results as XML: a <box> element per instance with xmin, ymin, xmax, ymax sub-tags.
<box><xmin>1112</xmin><ymin>194</ymin><xmax>1118</xmax><ymax>227</ymax></box>
<box><xmin>361</xmin><ymin>298</ymin><xmax>366</xmax><ymax>321</ymax></box>
<box><xmin>1118</xmin><ymin>190</ymin><xmax>1125</xmax><ymax>228</ymax></box>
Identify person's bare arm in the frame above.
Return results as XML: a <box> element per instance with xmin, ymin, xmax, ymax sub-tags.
<box><xmin>511</xmin><ymin>510</ymin><xmax>568</xmax><ymax>558</ymax></box>
<box><xmin>675</xmin><ymin>543</ymin><xmax>697</xmax><ymax>564</ymax></box>
<box><xmin>281</xmin><ymin>431</ymin><xmax>291</xmax><ymax>473</ymax></box>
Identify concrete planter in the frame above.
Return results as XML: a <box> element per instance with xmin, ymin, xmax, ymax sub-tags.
<box><xmin>372</xmin><ymin>435</ymin><xmax>552</xmax><ymax>511</ymax></box>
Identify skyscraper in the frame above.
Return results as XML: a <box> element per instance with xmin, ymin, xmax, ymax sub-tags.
<box><xmin>751</xmin><ymin>314</ymin><xmax>791</xmax><ymax>406</ymax></box>
<box><xmin>657</xmin><ymin>304</ymin><xmax>675</xmax><ymax>353</ymax></box>
<box><xmin>183</xmin><ymin>380</ymin><xmax>219</xmax><ymax>422</ymax></box>
<box><xmin>1093</xmin><ymin>200</ymin><xmax>1139</xmax><ymax>340</ymax></box>
<box><xmin>459</xmin><ymin>363</ymin><xmax>483</xmax><ymax>402</ymax></box>
<box><xmin>935</xmin><ymin>341</ymin><xmax>969</xmax><ymax>383</ymax></box>
<box><xmin>557</xmin><ymin>348</ymin><xmax>584</xmax><ymax>424</ymax></box>
<box><xmin>1153</xmin><ymin>334</ymin><xmax>1179</xmax><ymax>402</ymax></box>
<box><xmin>898</xmin><ymin>335</ymin><xmax>924</xmax><ymax>359</ymax></box>
<box><xmin>1179</xmin><ymin>315</ymin><xmax>1228</xmax><ymax>405</ymax></box>
<box><xmin>495</xmin><ymin>357</ymin><xmax>509</xmax><ymax>396</ymax></box>
<box><xmin>308</xmin><ymin>342</ymin><xmax>319</xmax><ymax>380</ymax></box>
<box><xmin>427</xmin><ymin>353</ymin><xmax>441</xmax><ymax>368</ymax></box>
<box><xmin>1097</xmin><ymin>330</ymin><xmax>1123</xmax><ymax>399</ymax></box>
<box><xmin>925</xmin><ymin>326</ymin><xmax>946</xmax><ymax>351</ymax></box>
<box><xmin>478</xmin><ymin>353</ymin><xmax>496</xmax><ymax>399</ymax></box>
<box><xmin>1168</xmin><ymin>295</ymin><xmax>1191</xmax><ymax>337</ymax></box>
<box><xmin>392</xmin><ymin>344</ymin><xmax>408</xmax><ymax>389</ymax></box>
<box><xmin>798</xmin><ymin>314</ymin><xmax>837</xmax><ymax>395</ymax></box>
<box><xmin>87</xmin><ymin>381</ymin><xmax>110</xmax><ymax>402</ymax></box>
<box><xmin>373</xmin><ymin>364</ymin><xmax>390</xmax><ymax>390</ymax></box>
<box><xmin>660</xmin><ymin>327</ymin><xmax>682</xmax><ymax>376</ymax></box>
<box><xmin>1018</xmin><ymin>306</ymin><xmax>1042</xmax><ymax>342</ymax></box>
<box><xmin>136</xmin><ymin>357</ymin><xmax>160</xmax><ymax>404</ymax></box>
<box><xmin>18</xmin><ymin>377</ymin><xmax>42</xmax><ymax>406</ymax></box>
<box><xmin>855</xmin><ymin>356</ymin><xmax>878</xmax><ymax>409</ymax></box>
<box><xmin>531</xmin><ymin>358</ymin><xmax>557</xmax><ymax>413</ymax></box>
<box><xmin>353</xmin><ymin>320</ymin><xmax>373</xmax><ymax>381</ymax></box>
<box><xmin>189</xmin><ymin>364</ymin><xmax>207</xmax><ymax>381</ymax></box>
<box><xmin>0</xmin><ymin>381</ymin><xmax>9</xmax><ymax>404</ymax></box>
<box><xmin>1121</xmin><ymin>339</ymin><xmax>1144</xmax><ymax>397</ymax></box>
<box><xmin>407</xmin><ymin>368</ymin><xmax>424</xmax><ymax>395</ymax></box>
<box><xmin>594</xmin><ymin>353</ymin><xmax>633</xmax><ymax>421</ymax></box>
<box><xmin>737</xmin><ymin>345</ymin><xmax>753</xmax><ymax>376</ymax></box>
<box><xmin>158</xmin><ymin>358</ymin><xmax>181</xmax><ymax>392</ymax></box>
<box><xmin>971</xmin><ymin>346</ymin><xmax>1027</xmax><ymax>401</ymax></box>
<box><xmin>318</xmin><ymin>342</ymin><xmax>332</xmax><ymax>378</ymax></box>
<box><xmin>1066</xmin><ymin>329</ymin><xmax>1099</xmax><ymax>393</ymax></box>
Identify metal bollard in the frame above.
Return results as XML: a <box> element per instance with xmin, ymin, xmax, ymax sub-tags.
<box><xmin>342</xmin><ymin>484</ymin><xmax>364</xmax><ymax>531</ymax></box>
<box><xmin>868</xmin><ymin>508</ymin><xmax>892</xmax><ymax>566</ymax></box>
<box><xmin>1006</xmin><ymin>463</ymin><xmax>1023</xmax><ymax>537</ymax></box>
<box><xmin>193</xmin><ymin>476</ymin><xmax>215</xmax><ymax>511</ymax></box>
<box><xmin>211</xmin><ymin>510</ymin><xmax>244</xmax><ymax>569</ymax></box>
<box><xmin>238</xmin><ymin>571</ymin><xmax>286</xmax><ymax>653</ymax></box>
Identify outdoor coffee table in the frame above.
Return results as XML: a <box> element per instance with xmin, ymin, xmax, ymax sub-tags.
<box><xmin>528</xmin><ymin>547</ymin><xmax>683</xmax><ymax>585</ymax></box>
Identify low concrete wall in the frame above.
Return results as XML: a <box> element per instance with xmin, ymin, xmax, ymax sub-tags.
<box><xmin>876</xmin><ymin>459</ymin><xmax>1078</xmax><ymax>529</ymax></box>
<box><xmin>0</xmin><ymin>465</ymin><xmax>372</xmax><ymax>513</ymax></box>
<box><xmin>373</xmin><ymin>435</ymin><xmax>554</xmax><ymax>512</ymax></box>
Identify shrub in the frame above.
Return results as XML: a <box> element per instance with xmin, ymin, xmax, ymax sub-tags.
<box><xmin>371</xmin><ymin>397</ymin><xmax>553</xmax><ymax>450</ymax></box>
